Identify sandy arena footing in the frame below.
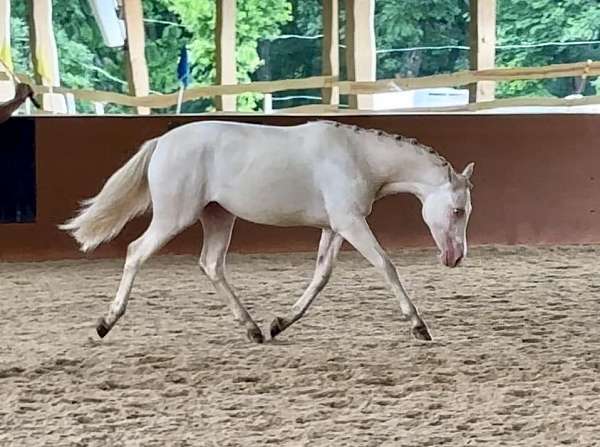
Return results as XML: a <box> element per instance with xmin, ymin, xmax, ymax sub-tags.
<box><xmin>1</xmin><ymin>246</ymin><xmax>599</xmax><ymax>446</ymax></box>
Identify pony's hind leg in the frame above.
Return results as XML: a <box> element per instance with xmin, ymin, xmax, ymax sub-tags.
<box><xmin>96</xmin><ymin>215</ymin><xmax>192</xmax><ymax>337</ymax></box>
<box><xmin>97</xmin><ymin>222</ymin><xmax>169</xmax><ymax>336</ymax></box>
<box><xmin>199</xmin><ymin>203</ymin><xmax>263</xmax><ymax>343</ymax></box>
<box><xmin>96</xmin><ymin>187</ymin><xmax>202</xmax><ymax>338</ymax></box>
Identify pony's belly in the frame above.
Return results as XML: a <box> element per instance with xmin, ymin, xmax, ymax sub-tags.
<box><xmin>217</xmin><ymin>196</ymin><xmax>328</xmax><ymax>228</ymax></box>
<box><xmin>211</xmin><ymin>161</ymin><xmax>329</xmax><ymax>227</ymax></box>
<box><xmin>243</xmin><ymin>212</ymin><xmax>327</xmax><ymax>227</ymax></box>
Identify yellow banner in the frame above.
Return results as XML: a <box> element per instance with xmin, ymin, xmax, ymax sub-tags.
<box><xmin>0</xmin><ymin>43</ymin><xmax>11</xmax><ymax>72</ymax></box>
<box><xmin>35</xmin><ymin>51</ymin><xmax>54</xmax><ymax>84</ymax></box>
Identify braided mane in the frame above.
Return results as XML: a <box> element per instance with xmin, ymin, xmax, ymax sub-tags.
<box><xmin>320</xmin><ymin>120</ymin><xmax>451</xmax><ymax>170</ymax></box>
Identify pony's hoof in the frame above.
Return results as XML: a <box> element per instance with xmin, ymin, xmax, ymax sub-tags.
<box><xmin>96</xmin><ymin>317</ymin><xmax>111</xmax><ymax>339</ymax></box>
<box><xmin>412</xmin><ymin>323</ymin><xmax>432</xmax><ymax>341</ymax></box>
<box><xmin>246</xmin><ymin>327</ymin><xmax>264</xmax><ymax>344</ymax></box>
<box><xmin>269</xmin><ymin>316</ymin><xmax>288</xmax><ymax>339</ymax></box>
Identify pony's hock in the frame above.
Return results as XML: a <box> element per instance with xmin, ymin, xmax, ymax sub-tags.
<box><xmin>61</xmin><ymin>120</ymin><xmax>474</xmax><ymax>343</ymax></box>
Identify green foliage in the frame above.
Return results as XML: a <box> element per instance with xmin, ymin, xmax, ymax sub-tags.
<box><xmin>376</xmin><ymin>0</ymin><xmax>469</xmax><ymax>79</ymax></box>
<box><xmin>496</xmin><ymin>0</ymin><xmax>600</xmax><ymax>97</ymax></box>
<box><xmin>262</xmin><ymin>0</ymin><xmax>322</xmax><ymax>81</ymax></box>
<box><xmin>7</xmin><ymin>0</ymin><xmax>600</xmax><ymax>113</ymax></box>
<box><xmin>11</xmin><ymin>0</ymin><xmax>129</xmax><ymax>112</ymax></box>
<box><xmin>10</xmin><ymin>0</ymin><xmax>290</xmax><ymax>113</ymax></box>
<box><xmin>161</xmin><ymin>0</ymin><xmax>291</xmax><ymax>110</ymax></box>
<box><xmin>9</xmin><ymin>15</ymin><xmax>30</xmax><ymax>74</ymax></box>
<box><xmin>262</xmin><ymin>0</ymin><xmax>470</xmax><ymax>108</ymax></box>
<box><xmin>268</xmin><ymin>0</ymin><xmax>600</xmax><ymax>104</ymax></box>
<box><xmin>254</xmin><ymin>0</ymin><xmax>322</xmax><ymax>108</ymax></box>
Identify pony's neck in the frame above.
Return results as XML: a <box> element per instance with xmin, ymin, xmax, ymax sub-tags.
<box><xmin>348</xmin><ymin>128</ymin><xmax>448</xmax><ymax>201</ymax></box>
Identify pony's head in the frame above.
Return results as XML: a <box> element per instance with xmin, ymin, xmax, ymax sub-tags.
<box><xmin>421</xmin><ymin>162</ymin><xmax>474</xmax><ymax>268</ymax></box>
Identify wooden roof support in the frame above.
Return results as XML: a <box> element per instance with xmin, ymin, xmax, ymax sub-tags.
<box><xmin>215</xmin><ymin>0</ymin><xmax>237</xmax><ymax>112</ymax></box>
<box><xmin>0</xmin><ymin>0</ymin><xmax>13</xmax><ymax>102</ymax></box>
<box><xmin>321</xmin><ymin>0</ymin><xmax>339</xmax><ymax>105</ymax></box>
<box><xmin>27</xmin><ymin>0</ymin><xmax>66</xmax><ymax>112</ymax></box>
<box><xmin>345</xmin><ymin>0</ymin><xmax>376</xmax><ymax>110</ymax></box>
<box><xmin>122</xmin><ymin>0</ymin><xmax>150</xmax><ymax>115</ymax></box>
<box><xmin>469</xmin><ymin>0</ymin><xmax>496</xmax><ymax>103</ymax></box>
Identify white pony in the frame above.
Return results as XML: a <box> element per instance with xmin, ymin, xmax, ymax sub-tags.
<box><xmin>61</xmin><ymin>120</ymin><xmax>474</xmax><ymax>343</ymax></box>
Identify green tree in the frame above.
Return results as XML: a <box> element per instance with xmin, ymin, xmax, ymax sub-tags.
<box><xmin>11</xmin><ymin>0</ymin><xmax>129</xmax><ymax>113</ymax></box>
<box><xmin>496</xmin><ymin>0</ymin><xmax>600</xmax><ymax>97</ymax></box>
<box><xmin>262</xmin><ymin>0</ymin><xmax>469</xmax><ymax>108</ymax></box>
<box><xmin>159</xmin><ymin>0</ymin><xmax>292</xmax><ymax>110</ymax></box>
<box><xmin>254</xmin><ymin>0</ymin><xmax>323</xmax><ymax>108</ymax></box>
<box><xmin>263</xmin><ymin>0</ymin><xmax>600</xmax><ymax>105</ymax></box>
<box><xmin>10</xmin><ymin>0</ymin><xmax>600</xmax><ymax>113</ymax></box>
<box><xmin>376</xmin><ymin>0</ymin><xmax>469</xmax><ymax>79</ymax></box>
<box><xmin>10</xmin><ymin>0</ymin><xmax>291</xmax><ymax>113</ymax></box>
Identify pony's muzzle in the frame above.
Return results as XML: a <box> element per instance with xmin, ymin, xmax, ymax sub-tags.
<box><xmin>440</xmin><ymin>241</ymin><xmax>464</xmax><ymax>268</ymax></box>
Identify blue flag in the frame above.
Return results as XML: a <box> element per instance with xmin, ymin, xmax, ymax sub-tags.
<box><xmin>177</xmin><ymin>45</ymin><xmax>190</xmax><ymax>88</ymax></box>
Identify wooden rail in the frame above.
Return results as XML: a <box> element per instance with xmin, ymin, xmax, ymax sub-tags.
<box><xmin>2</xmin><ymin>59</ymin><xmax>599</xmax><ymax>112</ymax></box>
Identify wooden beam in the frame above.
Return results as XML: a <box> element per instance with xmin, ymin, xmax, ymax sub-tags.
<box><xmin>5</xmin><ymin>58</ymin><xmax>600</xmax><ymax>110</ymax></box>
<box><xmin>0</xmin><ymin>0</ymin><xmax>14</xmax><ymax>102</ymax></box>
<box><xmin>469</xmin><ymin>0</ymin><xmax>496</xmax><ymax>103</ymax></box>
<box><xmin>27</xmin><ymin>0</ymin><xmax>66</xmax><ymax>112</ymax></box>
<box><xmin>122</xmin><ymin>0</ymin><xmax>150</xmax><ymax>115</ymax></box>
<box><xmin>215</xmin><ymin>0</ymin><xmax>236</xmax><ymax>111</ymax></box>
<box><xmin>345</xmin><ymin>0</ymin><xmax>376</xmax><ymax>109</ymax></box>
<box><xmin>17</xmin><ymin>75</ymin><xmax>332</xmax><ymax>108</ymax></box>
<box><xmin>321</xmin><ymin>0</ymin><xmax>339</xmax><ymax>105</ymax></box>
<box><xmin>277</xmin><ymin>93</ymin><xmax>600</xmax><ymax>114</ymax></box>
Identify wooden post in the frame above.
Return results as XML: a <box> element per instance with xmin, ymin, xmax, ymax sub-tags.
<box><xmin>263</xmin><ymin>93</ymin><xmax>273</xmax><ymax>113</ymax></box>
<box><xmin>0</xmin><ymin>0</ymin><xmax>14</xmax><ymax>102</ymax></box>
<box><xmin>345</xmin><ymin>0</ymin><xmax>376</xmax><ymax>110</ymax></box>
<box><xmin>27</xmin><ymin>0</ymin><xmax>66</xmax><ymax>112</ymax></box>
<box><xmin>322</xmin><ymin>0</ymin><xmax>339</xmax><ymax>105</ymax></box>
<box><xmin>93</xmin><ymin>102</ymin><xmax>105</xmax><ymax>115</ymax></box>
<box><xmin>469</xmin><ymin>0</ymin><xmax>496</xmax><ymax>103</ymax></box>
<box><xmin>215</xmin><ymin>0</ymin><xmax>236</xmax><ymax>111</ymax></box>
<box><xmin>122</xmin><ymin>0</ymin><xmax>150</xmax><ymax>115</ymax></box>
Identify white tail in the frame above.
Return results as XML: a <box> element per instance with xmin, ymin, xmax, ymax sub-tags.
<box><xmin>60</xmin><ymin>138</ymin><xmax>158</xmax><ymax>252</ymax></box>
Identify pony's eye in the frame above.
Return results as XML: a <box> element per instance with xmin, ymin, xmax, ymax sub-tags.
<box><xmin>453</xmin><ymin>208</ymin><xmax>465</xmax><ymax>217</ymax></box>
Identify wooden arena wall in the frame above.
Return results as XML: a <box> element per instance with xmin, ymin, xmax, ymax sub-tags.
<box><xmin>1</xmin><ymin>115</ymin><xmax>599</xmax><ymax>261</ymax></box>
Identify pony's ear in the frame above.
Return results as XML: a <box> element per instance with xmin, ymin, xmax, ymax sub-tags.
<box><xmin>462</xmin><ymin>162</ymin><xmax>475</xmax><ymax>179</ymax></box>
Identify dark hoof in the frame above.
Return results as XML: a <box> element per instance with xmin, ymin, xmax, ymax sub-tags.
<box><xmin>412</xmin><ymin>323</ymin><xmax>433</xmax><ymax>341</ymax></box>
<box><xmin>246</xmin><ymin>326</ymin><xmax>264</xmax><ymax>344</ymax></box>
<box><xmin>269</xmin><ymin>316</ymin><xmax>288</xmax><ymax>339</ymax></box>
<box><xmin>96</xmin><ymin>317</ymin><xmax>111</xmax><ymax>339</ymax></box>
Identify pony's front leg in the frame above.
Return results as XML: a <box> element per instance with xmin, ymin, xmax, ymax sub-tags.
<box><xmin>270</xmin><ymin>229</ymin><xmax>343</xmax><ymax>339</ymax></box>
<box><xmin>336</xmin><ymin>217</ymin><xmax>432</xmax><ymax>341</ymax></box>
